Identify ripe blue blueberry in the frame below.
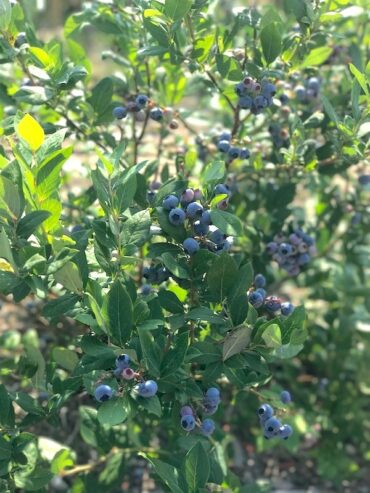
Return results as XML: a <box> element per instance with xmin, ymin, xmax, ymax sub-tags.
<box><xmin>281</xmin><ymin>302</ymin><xmax>294</xmax><ymax>316</ymax></box>
<box><xmin>94</xmin><ymin>384</ymin><xmax>113</xmax><ymax>402</ymax></box>
<box><xmin>279</xmin><ymin>243</ymin><xmax>293</xmax><ymax>256</ymax></box>
<box><xmin>257</xmin><ymin>403</ymin><xmax>274</xmax><ymax>419</ymax></box>
<box><xmin>206</xmin><ymin>387</ymin><xmax>220</xmax><ymax>399</ymax></box>
<box><xmin>157</xmin><ymin>267</ymin><xmax>170</xmax><ymax>283</ymax></box>
<box><xmin>200</xmin><ymin>211</ymin><xmax>212</xmax><ymax>226</ymax></box>
<box><xmin>116</xmin><ymin>354</ymin><xmax>130</xmax><ymax>369</ymax></box>
<box><xmin>279</xmin><ymin>94</ymin><xmax>289</xmax><ymax>104</ymax></box>
<box><xmin>266</xmin><ymin>241</ymin><xmax>278</xmax><ymax>254</ymax></box>
<box><xmin>163</xmin><ymin>194</ymin><xmax>179</xmax><ymax>210</ymax></box>
<box><xmin>307</xmin><ymin>77</ymin><xmax>320</xmax><ymax>92</ymax></box>
<box><xmin>136</xmin><ymin>94</ymin><xmax>148</xmax><ymax>107</ymax></box>
<box><xmin>169</xmin><ymin>208</ymin><xmax>186</xmax><ymax>225</ymax></box>
<box><xmin>181</xmin><ymin>414</ymin><xmax>196</xmax><ymax>431</ymax></box>
<box><xmin>210</xmin><ymin>229</ymin><xmax>225</xmax><ymax>245</ymax></box>
<box><xmin>254</xmin><ymin>274</ymin><xmax>266</xmax><ymax>288</ymax></box>
<box><xmin>180</xmin><ymin>406</ymin><xmax>194</xmax><ymax>416</ymax></box>
<box><xmin>203</xmin><ymin>402</ymin><xmax>218</xmax><ymax>415</ymax></box>
<box><xmin>186</xmin><ymin>202</ymin><xmax>203</xmax><ymax>219</ymax></box>
<box><xmin>217</xmin><ymin>140</ymin><xmax>231</xmax><ymax>153</ymax></box>
<box><xmin>228</xmin><ymin>147</ymin><xmax>241</xmax><ymax>160</ymax></box>
<box><xmin>298</xmin><ymin>253</ymin><xmax>310</xmax><ymax>266</ymax></box>
<box><xmin>113</xmin><ymin>106</ymin><xmax>128</xmax><ymax>119</ymax></box>
<box><xmin>201</xmin><ymin>418</ymin><xmax>215</xmax><ymax>436</ymax></box>
<box><xmin>249</xmin><ymin>291</ymin><xmax>264</xmax><ymax>308</ymax></box>
<box><xmin>194</xmin><ymin>220</ymin><xmax>209</xmax><ymax>236</ymax></box>
<box><xmin>235</xmin><ymin>82</ymin><xmax>246</xmax><ymax>96</ymax></box>
<box><xmin>256</xmin><ymin>288</ymin><xmax>266</xmax><ymax>300</ymax></box>
<box><xmin>214</xmin><ymin>184</ymin><xmax>230</xmax><ymax>196</ymax></box>
<box><xmin>141</xmin><ymin>284</ymin><xmax>152</xmax><ymax>295</ymax></box>
<box><xmin>280</xmin><ymin>390</ymin><xmax>292</xmax><ymax>404</ymax></box>
<box><xmin>359</xmin><ymin>174</ymin><xmax>370</xmax><ymax>185</ymax></box>
<box><xmin>239</xmin><ymin>148</ymin><xmax>250</xmax><ymax>159</ymax></box>
<box><xmin>295</xmin><ymin>86</ymin><xmax>306</xmax><ymax>101</ymax></box>
<box><xmin>183</xmin><ymin>237</ymin><xmax>199</xmax><ymax>255</ymax></box>
<box><xmin>254</xmin><ymin>95</ymin><xmax>269</xmax><ymax>110</ymax></box>
<box><xmin>219</xmin><ymin>131</ymin><xmax>231</xmax><ymax>141</ymax></box>
<box><xmin>264</xmin><ymin>296</ymin><xmax>281</xmax><ymax>312</ymax></box>
<box><xmin>279</xmin><ymin>424</ymin><xmax>293</xmax><ymax>440</ymax></box>
<box><xmin>264</xmin><ymin>417</ymin><xmax>281</xmax><ymax>435</ymax></box>
<box><xmin>137</xmin><ymin>380</ymin><xmax>158</xmax><ymax>398</ymax></box>
<box><xmin>238</xmin><ymin>95</ymin><xmax>253</xmax><ymax>109</ymax></box>
<box><xmin>150</xmin><ymin>107</ymin><xmax>163</xmax><ymax>121</ymax></box>
<box><xmin>262</xmin><ymin>82</ymin><xmax>276</xmax><ymax>97</ymax></box>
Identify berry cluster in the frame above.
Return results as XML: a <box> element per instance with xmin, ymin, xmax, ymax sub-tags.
<box><xmin>216</xmin><ymin>131</ymin><xmax>250</xmax><ymax>163</ymax></box>
<box><xmin>112</xmin><ymin>94</ymin><xmax>179</xmax><ymax>128</ymax></box>
<box><xmin>294</xmin><ymin>77</ymin><xmax>321</xmax><ymax>104</ymax></box>
<box><xmin>248</xmin><ymin>274</ymin><xmax>295</xmax><ymax>316</ymax></box>
<box><xmin>235</xmin><ymin>77</ymin><xmax>277</xmax><ymax>115</ymax></box>
<box><xmin>162</xmin><ymin>186</ymin><xmax>232</xmax><ymax>255</ymax></box>
<box><xmin>258</xmin><ymin>391</ymin><xmax>293</xmax><ymax>440</ymax></box>
<box><xmin>180</xmin><ymin>388</ymin><xmax>220</xmax><ymax>436</ymax></box>
<box><xmin>268</xmin><ymin>124</ymin><xmax>290</xmax><ymax>150</ymax></box>
<box><xmin>143</xmin><ymin>265</ymin><xmax>170</xmax><ymax>285</ymax></box>
<box><xmin>266</xmin><ymin>229</ymin><xmax>316</xmax><ymax>276</ymax></box>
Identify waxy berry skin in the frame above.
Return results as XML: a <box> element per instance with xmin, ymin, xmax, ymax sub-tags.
<box><xmin>280</xmin><ymin>390</ymin><xmax>292</xmax><ymax>403</ymax></box>
<box><xmin>113</xmin><ymin>106</ymin><xmax>128</xmax><ymax>119</ymax></box>
<box><xmin>169</xmin><ymin>208</ymin><xmax>186</xmax><ymax>226</ymax></box>
<box><xmin>183</xmin><ymin>238</ymin><xmax>200</xmax><ymax>255</ymax></box>
<box><xmin>163</xmin><ymin>195</ymin><xmax>179</xmax><ymax>210</ymax></box>
<box><xmin>181</xmin><ymin>414</ymin><xmax>196</xmax><ymax>431</ymax></box>
<box><xmin>94</xmin><ymin>384</ymin><xmax>113</xmax><ymax>402</ymax></box>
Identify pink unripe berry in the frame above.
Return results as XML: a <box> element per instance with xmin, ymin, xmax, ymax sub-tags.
<box><xmin>122</xmin><ymin>368</ymin><xmax>135</xmax><ymax>380</ymax></box>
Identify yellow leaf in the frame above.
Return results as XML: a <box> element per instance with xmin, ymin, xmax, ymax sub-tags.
<box><xmin>0</xmin><ymin>259</ymin><xmax>14</xmax><ymax>272</ymax></box>
<box><xmin>17</xmin><ymin>114</ymin><xmax>45</xmax><ymax>151</ymax></box>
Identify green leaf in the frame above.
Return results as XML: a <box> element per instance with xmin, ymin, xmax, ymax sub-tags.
<box><xmin>207</xmin><ymin>253</ymin><xmax>238</xmax><ymax>300</ymax></box>
<box><xmin>164</xmin><ymin>0</ymin><xmax>193</xmax><ymax>21</ymax></box>
<box><xmin>142</xmin><ymin>457</ymin><xmax>184</xmax><ymax>493</ymax></box>
<box><xmin>137</xmin><ymin>394</ymin><xmax>162</xmax><ymax>417</ymax></box>
<box><xmin>113</xmin><ymin>173</ymin><xmax>137</xmax><ymax>213</ymax></box>
<box><xmin>260</xmin><ymin>22</ymin><xmax>282</xmax><ymax>64</ymax></box>
<box><xmin>88</xmin><ymin>77</ymin><xmax>113</xmax><ymax>116</ymax></box>
<box><xmin>54</xmin><ymin>261</ymin><xmax>83</xmax><ymax>293</ymax></box>
<box><xmin>14</xmin><ymin>467</ymin><xmax>54</xmax><ymax>491</ymax></box>
<box><xmin>183</xmin><ymin>442</ymin><xmax>210</xmax><ymax>492</ymax></box>
<box><xmin>43</xmin><ymin>293</ymin><xmax>80</xmax><ymax>319</ymax></box>
<box><xmin>223</xmin><ymin>326</ymin><xmax>251</xmax><ymax>361</ymax></box>
<box><xmin>202</xmin><ymin>161</ymin><xmax>226</xmax><ymax>184</ymax></box>
<box><xmin>0</xmin><ymin>0</ymin><xmax>12</xmax><ymax>31</ymax></box>
<box><xmin>121</xmin><ymin>210</ymin><xmax>151</xmax><ymax>247</ymax></box>
<box><xmin>0</xmin><ymin>175</ymin><xmax>22</xmax><ymax>221</ymax></box>
<box><xmin>209</xmin><ymin>209</ymin><xmax>243</xmax><ymax>236</ymax></box>
<box><xmin>16</xmin><ymin>211</ymin><xmax>51</xmax><ymax>239</ymax></box>
<box><xmin>300</xmin><ymin>46</ymin><xmax>333</xmax><ymax>68</ymax></box>
<box><xmin>0</xmin><ymin>385</ymin><xmax>14</xmax><ymax>428</ymax></box>
<box><xmin>229</xmin><ymin>294</ymin><xmax>249</xmax><ymax>326</ymax></box>
<box><xmin>52</xmin><ymin>347</ymin><xmax>79</xmax><ymax>372</ymax></box>
<box><xmin>321</xmin><ymin>95</ymin><xmax>339</xmax><ymax>125</ymax></box>
<box><xmin>36</xmin><ymin>147</ymin><xmax>73</xmax><ymax>201</ymax></box>
<box><xmin>215</xmin><ymin>54</ymin><xmax>243</xmax><ymax>81</ymax></box>
<box><xmin>107</xmin><ymin>280</ymin><xmax>133</xmax><ymax>346</ymax></box>
<box><xmin>0</xmin><ymin>270</ymin><xmax>20</xmax><ymax>293</ymax></box>
<box><xmin>51</xmin><ymin>449</ymin><xmax>75</xmax><ymax>474</ymax></box>
<box><xmin>137</xmin><ymin>325</ymin><xmax>161</xmax><ymax>377</ymax></box>
<box><xmin>161</xmin><ymin>252</ymin><xmax>191</xmax><ymax>279</ymax></box>
<box><xmin>349</xmin><ymin>63</ymin><xmax>369</xmax><ymax>96</ymax></box>
<box><xmin>97</xmin><ymin>397</ymin><xmax>129</xmax><ymax>426</ymax></box>
<box><xmin>161</xmin><ymin>332</ymin><xmax>188</xmax><ymax>375</ymax></box>
<box><xmin>262</xmin><ymin>323</ymin><xmax>282</xmax><ymax>348</ymax></box>
<box><xmin>186</xmin><ymin>307</ymin><xmax>227</xmax><ymax>325</ymax></box>
<box><xmin>228</xmin><ymin>263</ymin><xmax>253</xmax><ymax>302</ymax></box>
<box><xmin>158</xmin><ymin>289</ymin><xmax>184</xmax><ymax>313</ymax></box>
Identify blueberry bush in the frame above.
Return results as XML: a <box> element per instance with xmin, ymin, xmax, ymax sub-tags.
<box><xmin>0</xmin><ymin>0</ymin><xmax>369</xmax><ymax>491</ymax></box>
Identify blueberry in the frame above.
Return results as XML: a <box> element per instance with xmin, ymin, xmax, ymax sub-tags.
<box><xmin>204</xmin><ymin>395</ymin><xmax>220</xmax><ymax>407</ymax></box>
<box><xmin>146</xmin><ymin>190</ymin><xmax>156</xmax><ymax>204</ymax></box>
<box><xmin>186</xmin><ymin>202</ymin><xmax>203</xmax><ymax>219</ymax></box>
<box><xmin>264</xmin><ymin>417</ymin><xmax>281</xmax><ymax>435</ymax></box>
<box><xmin>279</xmin><ymin>424</ymin><xmax>293</xmax><ymax>440</ymax></box>
<box><xmin>256</xmin><ymin>288</ymin><xmax>266</xmax><ymax>300</ymax></box>
<box><xmin>15</xmin><ymin>32</ymin><xmax>27</xmax><ymax>48</ymax></box>
<box><xmin>235</xmin><ymin>82</ymin><xmax>246</xmax><ymax>96</ymax></box>
<box><xmin>157</xmin><ymin>267</ymin><xmax>170</xmax><ymax>283</ymax></box>
<box><xmin>203</xmin><ymin>402</ymin><xmax>218</xmax><ymax>415</ymax></box>
<box><xmin>279</xmin><ymin>243</ymin><xmax>293</xmax><ymax>256</ymax></box>
<box><xmin>214</xmin><ymin>184</ymin><xmax>230</xmax><ymax>196</ymax></box>
<box><xmin>264</xmin><ymin>297</ymin><xmax>281</xmax><ymax>313</ymax></box>
<box><xmin>220</xmin><ymin>239</ymin><xmax>231</xmax><ymax>252</ymax></box>
<box><xmin>194</xmin><ymin>220</ymin><xmax>209</xmax><ymax>236</ymax></box>
<box><xmin>122</xmin><ymin>368</ymin><xmax>135</xmax><ymax>380</ymax></box>
<box><xmin>298</xmin><ymin>253</ymin><xmax>310</xmax><ymax>266</ymax></box>
<box><xmin>169</xmin><ymin>208</ymin><xmax>186</xmax><ymax>225</ymax></box>
<box><xmin>257</xmin><ymin>403</ymin><xmax>274</xmax><ymax>419</ymax></box>
<box><xmin>249</xmin><ymin>291</ymin><xmax>264</xmax><ymax>308</ymax></box>
<box><xmin>163</xmin><ymin>194</ymin><xmax>179</xmax><ymax>210</ymax></box>
<box><xmin>295</xmin><ymin>86</ymin><xmax>306</xmax><ymax>100</ymax></box>
<box><xmin>169</xmin><ymin>119</ymin><xmax>179</xmax><ymax>129</ymax></box>
<box><xmin>210</xmin><ymin>229</ymin><xmax>225</xmax><ymax>245</ymax></box>
<box><xmin>181</xmin><ymin>188</ymin><xmax>195</xmax><ymax>204</ymax></box>
<box><xmin>150</xmin><ymin>107</ymin><xmax>163</xmax><ymax>121</ymax></box>
<box><xmin>281</xmin><ymin>302</ymin><xmax>294</xmax><ymax>316</ymax></box>
<box><xmin>280</xmin><ymin>390</ymin><xmax>292</xmax><ymax>404</ymax></box>
<box><xmin>136</xmin><ymin>94</ymin><xmax>148</xmax><ymax>107</ymax></box>
<box><xmin>228</xmin><ymin>147</ymin><xmax>241</xmax><ymax>160</ymax></box>
<box><xmin>238</xmin><ymin>95</ymin><xmax>253</xmax><ymax>109</ymax></box>
<box><xmin>137</xmin><ymin>380</ymin><xmax>158</xmax><ymax>397</ymax></box>
<box><xmin>94</xmin><ymin>384</ymin><xmax>113</xmax><ymax>402</ymax></box>
<box><xmin>116</xmin><ymin>354</ymin><xmax>130</xmax><ymax>369</ymax></box>
<box><xmin>239</xmin><ymin>148</ymin><xmax>250</xmax><ymax>159</ymax></box>
<box><xmin>254</xmin><ymin>274</ymin><xmax>266</xmax><ymax>288</ymax></box>
<box><xmin>193</xmin><ymin>189</ymin><xmax>203</xmax><ymax>200</ymax></box>
<box><xmin>113</xmin><ymin>368</ymin><xmax>122</xmax><ymax>378</ymax></box>
<box><xmin>307</xmin><ymin>77</ymin><xmax>320</xmax><ymax>92</ymax></box>
<box><xmin>141</xmin><ymin>284</ymin><xmax>152</xmax><ymax>295</ymax></box>
<box><xmin>289</xmin><ymin>233</ymin><xmax>301</xmax><ymax>245</ymax></box>
<box><xmin>279</xmin><ymin>94</ymin><xmax>289</xmax><ymax>104</ymax></box>
<box><xmin>263</xmin><ymin>429</ymin><xmax>276</xmax><ymax>440</ymax></box>
<box><xmin>112</xmin><ymin>106</ymin><xmax>128</xmax><ymax>120</ymax></box>
<box><xmin>180</xmin><ymin>406</ymin><xmax>194</xmax><ymax>417</ymax></box>
<box><xmin>359</xmin><ymin>174</ymin><xmax>370</xmax><ymax>186</ymax></box>
<box><xmin>218</xmin><ymin>140</ymin><xmax>231</xmax><ymax>153</ymax></box>
<box><xmin>200</xmin><ymin>211</ymin><xmax>212</xmax><ymax>226</ymax></box>
<box><xmin>266</xmin><ymin>241</ymin><xmax>278</xmax><ymax>254</ymax></box>
<box><xmin>201</xmin><ymin>418</ymin><xmax>215</xmax><ymax>435</ymax></box>
<box><xmin>253</xmin><ymin>95</ymin><xmax>269</xmax><ymax>109</ymax></box>
<box><xmin>183</xmin><ymin>237</ymin><xmax>199</xmax><ymax>255</ymax></box>
<box><xmin>206</xmin><ymin>387</ymin><xmax>220</xmax><ymax>399</ymax></box>
<box><xmin>219</xmin><ymin>131</ymin><xmax>231</xmax><ymax>141</ymax></box>
<box><xmin>181</xmin><ymin>414</ymin><xmax>196</xmax><ymax>431</ymax></box>
<box><xmin>262</xmin><ymin>82</ymin><xmax>276</xmax><ymax>97</ymax></box>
